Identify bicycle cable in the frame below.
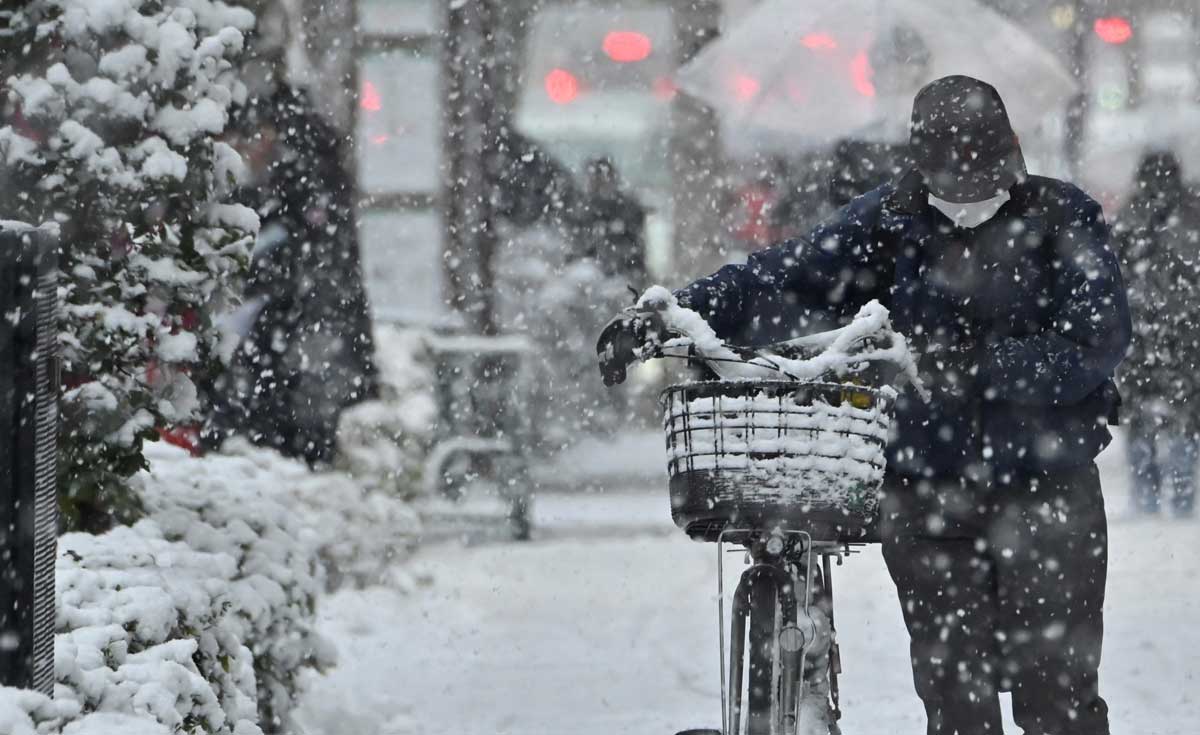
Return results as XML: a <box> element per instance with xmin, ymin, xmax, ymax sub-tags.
<box><xmin>653</xmin><ymin>347</ymin><xmax>805</xmax><ymax>382</ymax></box>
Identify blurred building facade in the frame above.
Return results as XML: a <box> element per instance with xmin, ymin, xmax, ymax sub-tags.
<box><xmin>981</xmin><ymin>0</ymin><xmax>1200</xmax><ymax>207</ymax></box>
<box><xmin>302</xmin><ymin>0</ymin><xmax>1200</xmax><ymax>331</ymax></box>
<box><xmin>347</xmin><ymin>0</ymin><xmax>728</xmax><ymax>330</ymax></box>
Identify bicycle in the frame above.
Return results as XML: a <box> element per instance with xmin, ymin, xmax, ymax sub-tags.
<box><xmin>621</xmin><ymin>293</ymin><xmax>916</xmax><ymax>735</ymax></box>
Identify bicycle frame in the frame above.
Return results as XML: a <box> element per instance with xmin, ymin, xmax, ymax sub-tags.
<box><xmin>633</xmin><ymin>294</ymin><xmax>907</xmax><ymax>735</ymax></box>
<box><xmin>717</xmin><ymin>529</ymin><xmax>844</xmax><ymax>735</ymax></box>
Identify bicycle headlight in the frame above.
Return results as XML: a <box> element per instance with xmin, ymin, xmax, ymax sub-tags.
<box><xmin>779</xmin><ymin>624</ymin><xmax>808</xmax><ymax>654</ymax></box>
<box><xmin>765</xmin><ymin>534</ymin><xmax>785</xmax><ymax>556</ymax></box>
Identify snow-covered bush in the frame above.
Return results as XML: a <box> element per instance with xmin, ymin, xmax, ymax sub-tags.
<box><xmin>209</xmin><ymin>439</ymin><xmax>423</xmax><ymax>590</ymax></box>
<box><xmin>55</xmin><ymin>523</ymin><xmax>265</xmax><ymax>734</ymax></box>
<box><xmin>0</xmin><ymin>518</ymin><xmax>268</xmax><ymax>735</ymax></box>
<box><xmin>335</xmin><ymin>325</ymin><xmax>438</xmax><ymax>501</ymax></box>
<box><xmin>136</xmin><ymin>445</ymin><xmax>335</xmax><ymax>732</ymax></box>
<box><xmin>138</xmin><ymin>443</ymin><xmax>420</xmax><ymax>723</ymax></box>
<box><xmin>0</xmin><ymin>688</ymin><xmax>181</xmax><ymax>734</ymax></box>
<box><xmin>0</xmin><ymin>439</ymin><xmax>420</xmax><ymax>734</ymax></box>
<box><xmin>0</xmin><ymin>0</ymin><xmax>257</xmax><ymax>532</ymax></box>
<box><xmin>0</xmin><ymin>687</ymin><xmax>74</xmax><ymax>735</ymax></box>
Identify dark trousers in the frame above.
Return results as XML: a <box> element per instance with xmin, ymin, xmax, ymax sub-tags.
<box><xmin>879</xmin><ymin>465</ymin><xmax>1110</xmax><ymax>735</ymax></box>
<box><xmin>1127</xmin><ymin>413</ymin><xmax>1197</xmax><ymax>515</ymax></box>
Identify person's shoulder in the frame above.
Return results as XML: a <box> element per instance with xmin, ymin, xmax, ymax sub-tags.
<box><xmin>1023</xmin><ymin>175</ymin><xmax>1104</xmax><ymax>216</ymax></box>
<box><xmin>801</xmin><ymin>185</ymin><xmax>894</xmax><ymax>261</ymax></box>
<box><xmin>852</xmin><ymin>183</ymin><xmax>896</xmax><ymax>210</ymax></box>
<box><xmin>825</xmin><ymin>184</ymin><xmax>893</xmax><ymax>227</ymax></box>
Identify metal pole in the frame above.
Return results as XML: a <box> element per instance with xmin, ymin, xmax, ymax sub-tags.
<box><xmin>718</xmin><ymin>536</ymin><xmax>728</xmax><ymax>735</ymax></box>
<box><xmin>440</xmin><ymin>1</ymin><xmax>533</xmax><ymax>528</ymax></box>
<box><xmin>1064</xmin><ymin>0</ymin><xmax>1090</xmax><ymax>181</ymax></box>
<box><xmin>443</xmin><ymin>0</ymin><xmax>501</xmax><ymax>336</ymax></box>
<box><xmin>0</xmin><ymin>224</ymin><xmax>58</xmax><ymax>694</ymax></box>
<box><xmin>668</xmin><ymin>0</ymin><xmax>724</xmax><ymax>281</ymax></box>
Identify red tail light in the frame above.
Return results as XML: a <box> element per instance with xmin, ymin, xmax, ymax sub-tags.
<box><xmin>603</xmin><ymin>31</ymin><xmax>653</xmax><ymax>63</ymax></box>
<box><xmin>545</xmin><ymin>68</ymin><xmax>580</xmax><ymax>104</ymax></box>
<box><xmin>801</xmin><ymin>33</ymin><xmax>838</xmax><ymax>51</ymax></box>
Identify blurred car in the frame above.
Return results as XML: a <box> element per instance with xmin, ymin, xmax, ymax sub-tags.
<box><xmin>514</xmin><ymin>4</ymin><xmax>677</xmax><ymax>277</ymax></box>
<box><xmin>1081</xmin><ymin>10</ymin><xmax>1200</xmax><ymax>208</ymax></box>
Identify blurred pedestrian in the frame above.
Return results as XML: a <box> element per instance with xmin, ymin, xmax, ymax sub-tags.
<box><xmin>573</xmin><ymin>157</ymin><xmax>647</xmax><ymax>288</ymax></box>
<box><xmin>1115</xmin><ymin>150</ymin><xmax>1200</xmax><ymax>517</ymax></box>
<box><xmin>209</xmin><ymin>80</ymin><xmax>378</xmax><ymax>467</ymax></box>
<box><xmin>829</xmin><ymin>139</ymin><xmax>909</xmax><ymax>209</ymax></box>
<box><xmin>768</xmin><ymin>155</ymin><xmax>825</xmax><ymax>241</ymax></box>
<box><xmin>495</xmin><ymin>130</ymin><xmax>579</xmax><ymax>235</ymax></box>
<box><xmin>730</xmin><ymin>159</ymin><xmax>784</xmax><ymax>250</ymax></box>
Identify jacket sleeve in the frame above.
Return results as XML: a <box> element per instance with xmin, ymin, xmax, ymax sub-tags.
<box><xmin>675</xmin><ymin>192</ymin><xmax>886</xmax><ymax>343</ymax></box>
<box><xmin>981</xmin><ymin>195</ymin><xmax>1132</xmax><ymax>406</ymax></box>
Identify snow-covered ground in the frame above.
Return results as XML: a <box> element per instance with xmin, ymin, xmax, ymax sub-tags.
<box><xmin>298</xmin><ymin>435</ymin><xmax>1200</xmax><ymax>735</ymax></box>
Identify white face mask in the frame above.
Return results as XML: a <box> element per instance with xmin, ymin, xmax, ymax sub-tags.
<box><xmin>928</xmin><ymin>190</ymin><xmax>1011</xmax><ymax>229</ymax></box>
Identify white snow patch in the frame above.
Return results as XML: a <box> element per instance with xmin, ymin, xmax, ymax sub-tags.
<box><xmin>133</xmin><ymin>137</ymin><xmax>187</xmax><ymax>180</ymax></box>
<box><xmin>208</xmin><ymin>202</ymin><xmax>261</xmax><ymax>233</ymax></box>
<box><xmin>157</xmin><ymin>331</ymin><xmax>198</xmax><ymax>362</ymax></box>
<box><xmin>63</xmin><ymin>713</ymin><xmax>172</xmax><ymax>735</ymax></box>
<box><xmin>639</xmin><ymin>286</ymin><xmax>925</xmax><ymax>399</ymax></box>
<box><xmin>154</xmin><ymin>98</ymin><xmax>226</xmax><ymax>145</ymax></box>
<box><xmin>98</xmin><ymin>44</ymin><xmax>150</xmax><ymax>77</ymax></box>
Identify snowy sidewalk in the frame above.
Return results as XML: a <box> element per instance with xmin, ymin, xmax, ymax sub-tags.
<box><xmin>298</xmin><ymin>439</ymin><xmax>1200</xmax><ymax>735</ymax></box>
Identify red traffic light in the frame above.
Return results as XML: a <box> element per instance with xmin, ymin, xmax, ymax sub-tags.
<box><xmin>1094</xmin><ymin>17</ymin><xmax>1132</xmax><ymax>45</ymax></box>
<box><xmin>603</xmin><ymin>31</ymin><xmax>653</xmax><ymax>63</ymax></box>
<box><xmin>545</xmin><ymin>68</ymin><xmax>580</xmax><ymax>104</ymax></box>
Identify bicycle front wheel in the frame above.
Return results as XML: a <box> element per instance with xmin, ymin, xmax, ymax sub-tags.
<box><xmin>745</xmin><ymin>576</ymin><xmax>780</xmax><ymax>735</ymax></box>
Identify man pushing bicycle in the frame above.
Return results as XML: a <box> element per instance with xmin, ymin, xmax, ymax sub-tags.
<box><xmin>599</xmin><ymin>76</ymin><xmax>1129</xmax><ymax>735</ymax></box>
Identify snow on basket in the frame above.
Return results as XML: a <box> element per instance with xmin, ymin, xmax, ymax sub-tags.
<box><xmin>661</xmin><ymin>381</ymin><xmax>892</xmax><ymax>541</ymax></box>
<box><xmin>644</xmin><ymin>288</ymin><xmax>914</xmax><ymax>542</ymax></box>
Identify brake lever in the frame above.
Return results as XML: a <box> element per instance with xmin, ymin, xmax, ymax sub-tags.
<box><xmin>626</xmin><ymin>306</ymin><xmax>672</xmax><ymax>361</ymax></box>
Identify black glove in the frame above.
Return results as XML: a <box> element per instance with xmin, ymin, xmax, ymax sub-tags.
<box><xmin>596</xmin><ymin>307</ymin><xmax>668</xmax><ymax>387</ymax></box>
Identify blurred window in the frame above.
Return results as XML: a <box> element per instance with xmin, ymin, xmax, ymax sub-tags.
<box><xmin>359</xmin><ymin>210</ymin><xmax>444</xmax><ymax>323</ymax></box>
<box><xmin>358</xmin><ymin>0</ymin><xmax>441</xmax><ymax>36</ymax></box>
<box><xmin>355</xmin><ymin>1</ymin><xmax>445</xmax><ymax>325</ymax></box>
<box><xmin>515</xmin><ymin>5</ymin><xmax>676</xmax><ymax>200</ymax></box>
<box><xmin>1139</xmin><ymin>12</ymin><xmax>1197</xmax><ymax>102</ymax></box>
<box><xmin>357</xmin><ymin>51</ymin><xmax>441</xmax><ymax>194</ymax></box>
<box><xmin>521</xmin><ymin>7</ymin><xmax>673</xmax><ymax>96</ymax></box>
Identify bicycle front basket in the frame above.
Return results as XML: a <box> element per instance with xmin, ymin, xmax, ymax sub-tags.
<box><xmin>660</xmin><ymin>380</ymin><xmax>893</xmax><ymax>542</ymax></box>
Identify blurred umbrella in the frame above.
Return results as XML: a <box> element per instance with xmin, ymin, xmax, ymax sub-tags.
<box><xmin>677</xmin><ymin>0</ymin><xmax>1076</xmax><ymax>150</ymax></box>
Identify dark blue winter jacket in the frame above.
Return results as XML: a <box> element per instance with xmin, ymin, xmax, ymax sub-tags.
<box><xmin>677</xmin><ymin>170</ymin><xmax>1132</xmax><ymax>478</ymax></box>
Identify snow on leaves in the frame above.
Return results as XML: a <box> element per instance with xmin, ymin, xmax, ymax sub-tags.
<box><xmin>0</xmin><ymin>442</ymin><xmax>418</xmax><ymax>734</ymax></box>
<box><xmin>0</xmin><ymin>0</ymin><xmax>258</xmax><ymax>531</ymax></box>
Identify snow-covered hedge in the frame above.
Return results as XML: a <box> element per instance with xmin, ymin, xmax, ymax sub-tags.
<box><xmin>206</xmin><ymin>440</ymin><xmax>423</xmax><ymax>590</ymax></box>
<box><xmin>0</xmin><ymin>443</ymin><xmax>420</xmax><ymax>734</ymax></box>
<box><xmin>136</xmin><ymin>446</ymin><xmax>335</xmax><ymax>732</ymax></box>
<box><xmin>56</xmin><ymin>522</ymin><xmax>267</xmax><ymax>734</ymax></box>
<box><xmin>0</xmin><ymin>686</ymin><xmax>174</xmax><ymax>735</ymax></box>
<box><xmin>0</xmin><ymin>0</ymin><xmax>258</xmax><ymax>532</ymax></box>
<box><xmin>0</xmin><ymin>516</ymin><xmax>272</xmax><ymax>735</ymax></box>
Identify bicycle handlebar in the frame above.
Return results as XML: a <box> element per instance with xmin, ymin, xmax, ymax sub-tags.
<box><xmin>629</xmin><ymin>287</ymin><xmax>928</xmax><ymax>400</ymax></box>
